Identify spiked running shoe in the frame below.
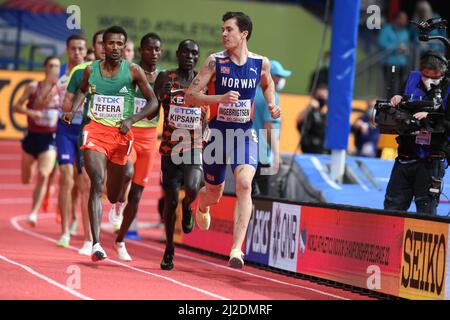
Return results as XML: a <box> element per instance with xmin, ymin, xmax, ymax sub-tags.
<box><xmin>160</xmin><ymin>248</ymin><xmax>174</xmax><ymax>270</ymax></box>
<box><xmin>91</xmin><ymin>243</ymin><xmax>107</xmax><ymax>262</ymax></box>
<box><xmin>56</xmin><ymin>234</ymin><xmax>70</xmax><ymax>248</ymax></box>
<box><xmin>78</xmin><ymin>241</ymin><xmax>93</xmax><ymax>256</ymax></box>
<box><xmin>182</xmin><ymin>200</ymin><xmax>195</xmax><ymax>234</ymax></box>
<box><xmin>27</xmin><ymin>212</ymin><xmax>37</xmax><ymax>227</ymax></box>
<box><xmin>228</xmin><ymin>248</ymin><xmax>245</xmax><ymax>269</ymax></box>
<box><xmin>115</xmin><ymin>242</ymin><xmax>132</xmax><ymax>261</ymax></box>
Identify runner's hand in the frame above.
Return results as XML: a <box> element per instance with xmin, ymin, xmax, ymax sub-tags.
<box><xmin>269</xmin><ymin>103</ymin><xmax>281</xmax><ymax>119</ymax></box>
<box><xmin>119</xmin><ymin>118</ymin><xmax>133</xmax><ymax>134</ymax></box>
<box><xmin>61</xmin><ymin>112</ymin><xmax>73</xmax><ymax>124</ymax></box>
<box><xmin>220</xmin><ymin>91</ymin><xmax>240</xmax><ymax>104</ymax></box>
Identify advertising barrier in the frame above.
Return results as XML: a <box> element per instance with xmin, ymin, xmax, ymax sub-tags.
<box><xmin>297</xmin><ymin>207</ymin><xmax>404</xmax><ymax>297</ymax></box>
<box><xmin>399</xmin><ymin>219</ymin><xmax>449</xmax><ymax>300</ymax></box>
<box><xmin>180</xmin><ymin>194</ymin><xmax>450</xmax><ymax>299</ymax></box>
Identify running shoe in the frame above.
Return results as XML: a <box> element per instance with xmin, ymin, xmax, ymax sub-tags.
<box><xmin>115</xmin><ymin>242</ymin><xmax>132</xmax><ymax>261</ymax></box>
<box><xmin>56</xmin><ymin>234</ymin><xmax>70</xmax><ymax>248</ymax></box>
<box><xmin>195</xmin><ymin>205</ymin><xmax>210</xmax><ymax>231</ymax></box>
<box><xmin>181</xmin><ymin>200</ymin><xmax>195</xmax><ymax>234</ymax></box>
<box><xmin>91</xmin><ymin>243</ymin><xmax>107</xmax><ymax>262</ymax></box>
<box><xmin>27</xmin><ymin>212</ymin><xmax>37</xmax><ymax>227</ymax></box>
<box><xmin>108</xmin><ymin>203</ymin><xmax>125</xmax><ymax>231</ymax></box>
<box><xmin>160</xmin><ymin>248</ymin><xmax>174</xmax><ymax>270</ymax></box>
<box><xmin>228</xmin><ymin>248</ymin><xmax>245</xmax><ymax>269</ymax></box>
<box><xmin>78</xmin><ymin>241</ymin><xmax>93</xmax><ymax>256</ymax></box>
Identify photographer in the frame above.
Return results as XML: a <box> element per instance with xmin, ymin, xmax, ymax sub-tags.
<box><xmin>384</xmin><ymin>51</ymin><xmax>450</xmax><ymax>215</ymax></box>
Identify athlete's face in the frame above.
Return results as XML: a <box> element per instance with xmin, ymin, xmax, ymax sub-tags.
<box><xmin>44</xmin><ymin>58</ymin><xmax>61</xmax><ymax>82</ymax></box>
<box><xmin>139</xmin><ymin>38</ymin><xmax>162</xmax><ymax>67</ymax></box>
<box><xmin>222</xmin><ymin>18</ymin><xmax>247</xmax><ymax>50</ymax></box>
<box><xmin>67</xmin><ymin>39</ymin><xmax>87</xmax><ymax>66</ymax></box>
<box><xmin>177</xmin><ymin>41</ymin><xmax>199</xmax><ymax>71</ymax></box>
<box><xmin>104</xmin><ymin>33</ymin><xmax>126</xmax><ymax>61</ymax></box>
<box><xmin>123</xmin><ymin>41</ymin><xmax>135</xmax><ymax>62</ymax></box>
<box><xmin>93</xmin><ymin>33</ymin><xmax>105</xmax><ymax>60</ymax></box>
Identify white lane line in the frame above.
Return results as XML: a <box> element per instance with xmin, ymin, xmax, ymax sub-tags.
<box><xmin>101</xmin><ymin>227</ymin><xmax>350</xmax><ymax>300</ymax></box>
<box><xmin>0</xmin><ymin>254</ymin><xmax>93</xmax><ymax>300</ymax></box>
<box><xmin>10</xmin><ymin>214</ymin><xmax>229</xmax><ymax>300</ymax></box>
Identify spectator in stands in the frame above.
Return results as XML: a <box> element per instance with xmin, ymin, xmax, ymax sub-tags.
<box><xmin>378</xmin><ymin>11</ymin><xmax>411</xmax><ymax>98</ymax></box>
<box><xmin>351</xmin><ymin>98</ymin><xmax>380</xmax><ymax>157</ymax></box>
<box><xmin>297</xmin><ymin>83</ymin><xmax>328</xmax><ymax>154</ymax></box>
<box><xmin>252</xmin><ymin>60</ymin><xmax>291</xmax><ymax>196</ymax></box>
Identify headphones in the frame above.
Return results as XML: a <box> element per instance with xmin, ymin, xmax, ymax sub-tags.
<box><xmin>421</xmin><ymin>51</ymin><xmax>448</xmax><ymax>71</ymax></box>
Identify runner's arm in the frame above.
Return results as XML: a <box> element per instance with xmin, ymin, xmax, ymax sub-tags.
<box><xmin>130</xmin><ymin>63</ymin><xmax>159</xmax><ymax>122</ymax></box>
<box><xmin>260</xmin><ymin>57</ymin><xmax>280</xmax><ymax>119</ymax></box>
<box><xmin>13</xmin><ymin>81</ymin><xmax>36</xmax><ymax>115</ymax></box>
<box><xmin>186</xmin><ymin>55</ymin><xmax>239</xmax><ymax>106</ymax></box>
<box><xmin>71</xmin><ymin>66</ymin><xmax>91</xmax><ymax>114</ymax></box>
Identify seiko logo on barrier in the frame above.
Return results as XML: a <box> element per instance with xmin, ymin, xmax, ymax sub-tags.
<box><xmin>401</xmin><ymin>229</ymin><xmax>446</xmax><ymax>295</ymax></box>
<box><xmin>248</xmin><ymin>207</ymin><xmax>271</xmax><ymax>255</ymax></box>
<box><xmin>272</xmin><ymin>206</ymin><xmax>298</xmax><ymax>264</ymax></box>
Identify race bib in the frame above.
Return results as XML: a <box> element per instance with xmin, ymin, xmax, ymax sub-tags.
<box><xmin>415</xmin><ymin>130</ymin><xmax>431</xmax><ymax>145</ymax></box>
<box><xmin>35</xmin><ymin>109</ymin><xmax>59</xmax><ymax>127</ymax></box>
<box><xmin>91</xmin><ymin>94</ymin><xmax>124</xmax><ymax>119</ymax></box>
<box><xmin>217</xmin><ymin>99</ymin><xmax>251</xmax><ymax>123</ymax></box>
<box><xmin>168</xmin><ymin>105</ymin><xmax>201</xmax><ymax>129</ymax></box>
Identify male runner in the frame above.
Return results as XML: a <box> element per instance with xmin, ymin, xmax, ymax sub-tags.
<box><xmin>70</xmin><ymin>26</ymin><xmax>159</xmax><ymax>261</ymax></box>
<box><xmin>114</xmin><ymin>33</ymin><xmax>163</xmax><ymax>260</ymax></box>
<box><xmin>13</xmin><ymin>56</ymin><xmax>61</xmax><ymax>226</ymax></box>
<box><xmin>62</xmin><ymin>29</ymin><xmax>105</xmax><ymax>254</ymax></box>
<box><xmin>154</xmin><ymin>39</ymin><xmax>207</xmax><ymax>270</ymax></box>
<box><xmin>123</xmin><ymin>39</ymin><xmax>135</xmax><ymax>62</ymax></box>
<box><xmin>55</xmin><ymin>34</ymin><xmax>87</xmax><ymax>247</ymax></box>
<box><xmin>186</xmin><ymin>12</ymin><xmax>280</xmax><ymax>268</ymax></box>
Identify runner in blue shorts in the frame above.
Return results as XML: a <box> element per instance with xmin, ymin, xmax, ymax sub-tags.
<box><xmin>186</xmin><ymin>12</ymin><xmax>280</xmax><ymax>268</ymax></box>
<box><xmin>55</xmin><ymin>34</ymin><xmax>87</xmax><ymax>247</ymax></box>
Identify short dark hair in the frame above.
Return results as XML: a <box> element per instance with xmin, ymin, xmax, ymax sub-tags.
<box><xmin>66</xmin><ymin>34</ymin><xmax>86</xmax><ymax>47</ymax></box>
<box><xmin>177</xmin><ymin>39</ymin><xmax>199</xmax><ymax>52</ymax></box>
<box><xmin>92</xmin><ymin>29</ymin><xmax>105</xmax><ymax>46</ymax></box>
<box><xmin>222</xmin><ymin>11</ymin><xmax>253</xmax><ymax>41</ymax></box>
<box><xmin>43</xmin><ymin>55</ymin><xmax>59</xmax><ymax>66</ymax></box>
<box><xmin>420</xmin><ymin>51</ymin><xmax>448</xmax><ymax>73</ymax></box>
<box><xmin>103</xmin><ymin>26</ymin><xmax>128</xmax><ymax>44</ymax></box>
<box><xmin>140</xmin><ymin>32</ymin><xmax>161</xmax><ymax>48</ymax></box>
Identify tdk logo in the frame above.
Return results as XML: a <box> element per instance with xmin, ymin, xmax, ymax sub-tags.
<box><xmin>96</xmin><ymin>96</ymin><xmax>121</xmax><ymax>104</ymax></box>
<box><xmin>174</xmin><ymin>107</ymin><xmax>201</xmax><ymax>115</ymax></box>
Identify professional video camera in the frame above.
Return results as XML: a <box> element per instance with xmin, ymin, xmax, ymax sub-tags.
<box><xmin>369</xmin><ymin>93</ymin><xmax>445</xmax><ymax>135</ymax></box>
<box><xmin>370</xmin><ymin>18</ymin><xmax>449</xmax><ymax>135</ymax></box>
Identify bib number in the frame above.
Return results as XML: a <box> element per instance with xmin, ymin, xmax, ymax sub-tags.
<box><xmin>91</xmin><ymin>94</ymin><xmax>124</xmax><ymax>119</ymax></box>
<box><xmin>35</xmin><ymin>109</ymin><xmax>59</xmax><ymax>127</ymax></box>
<box><xmin>168</xmin><ymin>105</ymin><xmax>201</xmax><ymax>129</ymax></box>
<box><xmin>217</xmin><ymin>99</ymin><xmax>251</xmax><ymax>123</ymax></box>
